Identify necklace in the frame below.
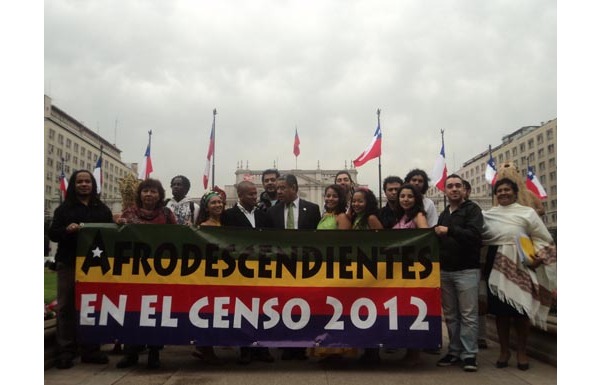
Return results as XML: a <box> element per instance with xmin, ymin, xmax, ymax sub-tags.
<box><xmin>204</xmin><ymin>218</ymin><xmax>221</xmax><ymax>226</ymax></box>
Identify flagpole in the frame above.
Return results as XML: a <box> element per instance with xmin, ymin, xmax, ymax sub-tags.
<box><xmin>59</xmin><ymin>157</ymin><xmax>65</xmax><ymax>204</ymax></box>
<box><xmin>148</xmin><ymin>130</ymin><xmax>152</xmax><ymax>180</ymax></box>
<box><xmin>488</xmin><ymin>144</ymin><xmax>493</xmax><ymax>199</ymax></box>
<box><xmin>211</xmin><ymin>108</ymin><xmax>217</xmax><ymax>189</ymax></box>
<box><xmin>377</xmin><ymin>108</ymin><xmax>382</xmax><ymax>209</ymax></box>
<box><xmin>441</xmin><ymin>129</ymin><xmax>447</xmax><ymax>208</ymax></box>
<box><xmin>98</xmin><ymin>145</ymin><xmax>103</xmax><ymax>196</ymax></box>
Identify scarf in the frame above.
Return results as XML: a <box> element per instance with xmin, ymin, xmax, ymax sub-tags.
<box><xmin>483</xmin><ymin>203</ymin><xmax>557</xmax><ymax>329</ymax></box>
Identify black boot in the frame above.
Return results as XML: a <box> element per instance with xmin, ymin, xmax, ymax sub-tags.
<box><xmin>116</xmin><ymin>353</ymin><xmax>138</xmax><ymax>368</ymax></box>
<box><xmin>147</xmin><ymin>348</ymin><xmax>160</xmax><ymax>369</ymax></box>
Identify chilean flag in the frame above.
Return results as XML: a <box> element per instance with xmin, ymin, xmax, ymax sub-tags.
<box><xmin>138</xmin><ymin>143</ymin><xmax>153</xmax><ymax>180</ymax></box>
<box><xmin>293</xmin><ymin>128</ymin><xmax>300</xmax><ymax>157</ymax></box>
<box><xmin>203</xmin><ymin>121</ymin><xmax>215</xmax><ymax>189</ymax></box>
<box><xmin>526</xmin><ymin>166</ymin><xmax>547</xmax><ymax>199</ymax></box>
<box><xmin>59</xmin><ymin>169</ymin><xmax>68</xmax><ymax>200</ymax></box>
<box><xmin>431</xmin><ymin>143</ymin><xmax>448</xmax><ymax>191</ymax></box>
<box><xmin>93</xmin><ymin>155</ymin><xmax>103</xmax><ymax>194</ymax></box>
<box><xmin>485</xmin><ymin>151</ymin><xmax>497</xmax><ymax>185</ymax></box>
<box><xmin>353</xmin><ymin>123</ymin><xmax>381</xmax><ymax>167</ymax></box>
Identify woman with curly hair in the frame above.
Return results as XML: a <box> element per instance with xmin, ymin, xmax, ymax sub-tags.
<box><xmin>309</xmin><ymin>184</ymin><xmax>354</xmax><ymax>360</ymax></box>
<box><xmin>191</xmin><ymin>189</ymin><xmax>225</xmax><ymax>364</ymax></box>
<box><xmin>350</xmin><ymin>188</ymin><xmax>383</xmax><ymax>230</ymax></box>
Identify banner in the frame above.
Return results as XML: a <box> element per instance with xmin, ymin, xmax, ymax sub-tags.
<box><xmin>75</xmin><ymin>224</ymin><xmax>441</xmax><ymax>349</ymax></box>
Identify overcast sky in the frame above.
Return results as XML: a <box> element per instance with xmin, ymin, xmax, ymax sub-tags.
<box><xmin>44</xmin><ymin>0</ymin><xmax>557</xmax><ymax>197</ymax></box>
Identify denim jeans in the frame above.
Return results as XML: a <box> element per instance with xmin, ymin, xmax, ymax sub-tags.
<box><xmin>440</xmin><ymin>269</ymin><xmax>480</xmax><ymax>359</ymax></box>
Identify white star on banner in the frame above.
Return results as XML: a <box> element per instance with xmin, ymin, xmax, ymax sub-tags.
<box><xmin>92</xmin><ymin>247</ymin><xmax>103</xmax><ymax>258</ymax></box>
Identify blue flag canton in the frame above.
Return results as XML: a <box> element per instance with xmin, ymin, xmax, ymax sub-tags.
<box><xmin>487</xmin><ymin>156</ymin><xmax>496</xmax><ymax>171</ymax></box>
<box><xmin>374</xmin><ymin>124</ymin><xmax>382</xmax><ymax>139</ymax></box>
<box><xmin>527</xmin><ymin>167</ymin><xmax>535</xmax><ymax>180</ymax></box>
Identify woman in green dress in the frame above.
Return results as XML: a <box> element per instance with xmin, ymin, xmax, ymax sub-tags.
<box><xmin>309</xmin><ymin>184</ymin><xmax>353</xmax><ymax>360</ymax></box>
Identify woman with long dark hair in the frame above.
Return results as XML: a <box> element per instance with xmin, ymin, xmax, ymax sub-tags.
<box><xmin>392</xmin><ymin>183</ymin><xmax>428</xmax><ymax>229</ymax></box>
<box><xmin>49</xmin><ymin>170</ymin><xmax>114</xmax><ymax>369</ymax></box>
<box><xmin>349</xmin><ymin>188</ymin><xmax>383</xmax><ymax>363</ymax></box>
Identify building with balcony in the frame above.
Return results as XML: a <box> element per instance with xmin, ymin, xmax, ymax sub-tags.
<box><xmin>221</xmin><ymin>166</ymin><xmax>361</xmax><ymax>210</ymax></box>
<box><xmin>428</xmin><ymin>119</ymin><xmax>557</xmax><ymax>233</ymax></box>
<box><xmin>44</xmin><ymin>95</ymin><xmax>135</xmax><ymax>218</ymax></box>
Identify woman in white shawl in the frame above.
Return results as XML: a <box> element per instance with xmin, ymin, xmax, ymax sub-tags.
<box><xmin>482</xmin><ymin>178</ymin><xmax>556</xmax><ymax>371</ymax></box>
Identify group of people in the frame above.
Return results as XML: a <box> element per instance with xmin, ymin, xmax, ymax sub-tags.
<box><xmin>49</xmin><ymin>166</ymin><xmax>556</xmax><ymax>373</ymax></box>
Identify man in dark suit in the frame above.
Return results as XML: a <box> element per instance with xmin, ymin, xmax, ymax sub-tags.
<box><xmin>222</xmin><ymin>181</ymin><xmax>275</xmax><ymax>364</ymax></box>
<box><xmin>266</xmin><ymin>174</ymin><xmax>320</xmax><ymax>360</ymax></box>
<box><xmin>266</xmin><ymin>174</ymin><xmax>321</xmax><ymax>230</ymax></box>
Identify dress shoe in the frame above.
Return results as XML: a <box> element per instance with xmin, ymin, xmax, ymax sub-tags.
<box><xmin>55</xmin><ymin>357</ymin><xmax>74</xmax><ymax>370</ymax></box>
<box><xmin>294</xmin><ymin>349</ymin><xmax>308</xmax><ymax>360</ymax></box>
<box><xmin>359</xmin><ymin>348</ymin><xmax>380</xmax><ymax>364</ymax></box>
<box><xmin>496</xmin><ymin>360</ymin><xmax>509</xmax><ymax>368</ymax></box>
<box><xmin>281</xmin><ymin>349</ymin><xmax>295</xmax><ymax>361</ymax></box>
<box><xmin>116</xmin><ymin>354</ymin><xmax>139</xmax><ymax>368</ymax></box>
<box><xmin>147</xmin><ymin>348</ymin><xmax>160</xmax><ymax>369</ymax></box>
<box><xmin>238</xmin><ymin>349</ymin><xmax>252</xmax><ymax>365</ymax></box>
<box><xmin>254</xmin><ymin>349</ymin><xmax>275</xmax><ymax>363</ymax></box>
<box><xmin>81</xmin><ymin>351</ymin><xmax>109</xmax><ymax>364</ymax></box>
<box><xmin>496</xmin><ymin>352</ymin><xmax>511</xmax><ymax>368</ymax></box>
<box><xmin>202</xmin><ymin>347</ymin><xmax>225</xmax><ymax>365</ymax></box>
<box><xmin>517</xmin><ymin>362</ymin><xmax>530</xmax><ymax>371</ymax></box>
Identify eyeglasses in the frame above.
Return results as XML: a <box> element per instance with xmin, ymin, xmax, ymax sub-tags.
<box><xmin>445</xmin><ymin>183</ymin><xmax>463</xmax><ymax>189</ymax></box>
